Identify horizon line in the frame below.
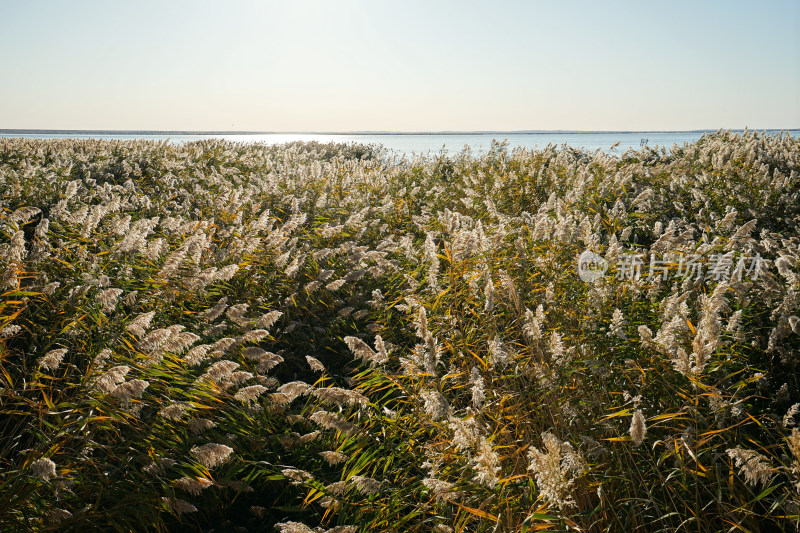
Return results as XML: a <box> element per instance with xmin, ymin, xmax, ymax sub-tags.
<box><xmin>2</xmin><ymin>128</ymin><xmax>799</xmax><ymax>136</ymax></box>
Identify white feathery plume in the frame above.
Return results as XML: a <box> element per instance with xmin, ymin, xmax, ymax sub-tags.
<box><xmin>190</xmin><ymin>443</ymin><xmax>234</xmax><ymax>469</ymax></box>
<box><xmin>630</xmin><ymin>409</ymin><xmax>647</xmax><ymax>446</ymax></box>
<box><xmin>125</xmin><ymin>311</ymin><xmax>157</xmax><ymax>339</ymax></box>
<box><xmin>30</xmin><ymin>457</ymin><xmax>57</xmax><ymax>481</ymax></box>
<box><xmin>39</xmin><ymin>348</ymin><xmax>67</xmax><ymax>371</ymax></box>
<box><xmin>306</xmin><ymin>355</ymin><xmax>326</xmax><ymax>372</ymax></box>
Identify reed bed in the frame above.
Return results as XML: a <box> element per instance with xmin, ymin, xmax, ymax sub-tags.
<box><xmin>0</xmin><ymin>132</ymin><xmax>798</xmax><ymax>532</ymax></box>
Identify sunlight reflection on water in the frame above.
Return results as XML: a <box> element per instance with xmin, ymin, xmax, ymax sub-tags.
<box><xmin>3</xmin><ymin>131</ymin><xmax>798</xmax><ymax>156</ymax></box>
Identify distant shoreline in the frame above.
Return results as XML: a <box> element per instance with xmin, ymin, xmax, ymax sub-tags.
<box><xmin>2</xmin><ymin>128</ymin><xmax>799</xmax><ymax>136</ymax></box>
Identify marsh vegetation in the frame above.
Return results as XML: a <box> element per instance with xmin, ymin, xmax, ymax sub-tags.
<box><xmin>0</xmin><ymin>132</ymin><xmax>798</xmax><ymax>532</ymax></box>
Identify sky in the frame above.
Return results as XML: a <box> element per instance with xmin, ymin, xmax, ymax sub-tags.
<box><xmin>0</xmin><ymin>0</ymin><xmax>798</xmax><ymax>132</ymax></box>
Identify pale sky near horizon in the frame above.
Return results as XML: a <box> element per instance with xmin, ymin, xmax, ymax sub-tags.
<box><xmin>1</xmin><ymin>0</ymin><xmax>798</xmax><ymax>132</ymax></box>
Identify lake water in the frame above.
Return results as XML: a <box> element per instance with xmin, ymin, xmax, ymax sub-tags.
<box><xmin>1</xmin><ymin>130</ymin><xmax>797</xmax><ymax>156</ymax></box>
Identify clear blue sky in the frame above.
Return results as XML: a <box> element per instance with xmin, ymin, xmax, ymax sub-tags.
<box><xmin>1</xmin><ymin>0</ymin><xmax>797</xmax><ymax>131</ymax></box>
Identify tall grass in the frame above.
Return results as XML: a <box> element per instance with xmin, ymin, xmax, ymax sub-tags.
<box><xmin>0</xmin><ymin>132</ymin><xmax>798</xmax><ymax>531</ymax></box>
